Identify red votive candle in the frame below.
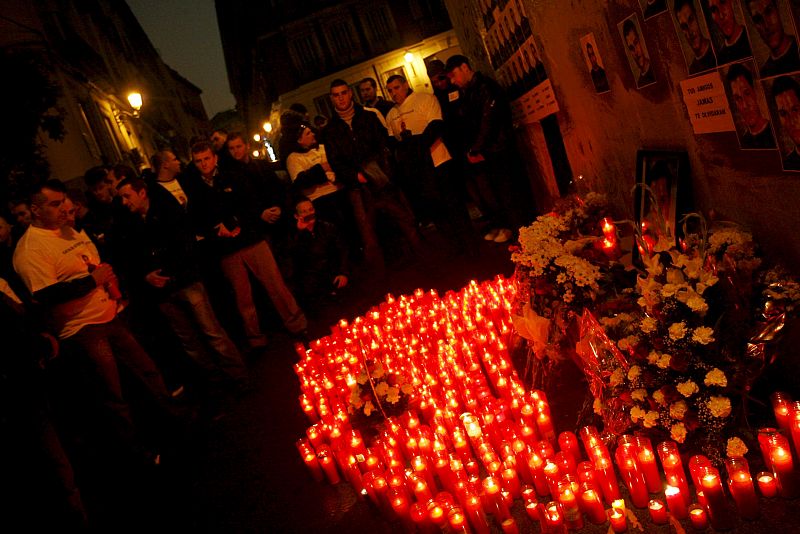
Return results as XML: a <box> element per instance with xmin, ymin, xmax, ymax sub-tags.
<box><xmin>770</xmin><ymin>443</ymin><xmax>800</xmax><ymax>498</ymax></box>
<box><xmin>634</xmin><ymin>437</ymin><xmax>662</xmax><ymax>493</ymax></box>
<box><xmin>580</xmin><ymin>487</ymin><xmax>607</xmax><ymax>525</ymax></box>
<box><xmin>614</xmin><ymin>446</ymin><xmax>649</xmax><ymax>508</ymax></box>
<box><xmin>593</xmin><ymin>453</ymin><xmax>622</xmax><ymax>504</ymax></box>
<box><xmin>657</xmin><ymin>441</ymin><xmax>690</xmax><ymax>498</ymax></box>
<box><xmin>689</xmin><ymin>504</ymin><xmax>708</xmax><ymax>530</ymax></box>
<box><xmin>665</xmin><ymin>484</ymin><xmax>688</xmax><ymax>519</ymax></box>
<box><xmin>648</xmin><ymin>499</ymin><xmax>668</xmax><ymax>525</ymax></box>
<box><xmin>558</xmin><ymin>431</ymin><xmax>582</xmax><ymax>465</ymax></box>
<box><xmin>757</xmin><ymin>472</ymin><xmax>778</xmax><ymax>498</ymax></box>
<box><xmin>317</xmin><ymin>447</ymin><xmax>340</xmax><ymax>484</ymax></box>
<box><xmin>700</xmin><ymin>467</ymin><xmax>734</xmax><ymax>530</ymax></box>
<box><xmin>608</xmin><ymin>507</ymin><xmax>627</xmax><ymax>533</ymax></box>
<box><xmin>557</xmin><ymin>481</ymin><xmax>584</xmax><ymax>530</ymax></box>
<box><xmin>464</xmin><ymin>493</ymin><xmax>490</xmax><ymax>534</ymax></box>
<box><xmin>771</xmin><ymin>392</ymin><xmax>793</xmax><ymax>432</ymax></box>
<box><xmin>725</xmin><ymin>457</ymin><xmax>760</xmax><ymax>520</ymax></box>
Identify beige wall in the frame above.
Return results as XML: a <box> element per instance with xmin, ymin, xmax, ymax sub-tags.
<box><xmin>445</xmin><ymin>0</ymin><xmax>800</xmax><ymax>271</ymax></box>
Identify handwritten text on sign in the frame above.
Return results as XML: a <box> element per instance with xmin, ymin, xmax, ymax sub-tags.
<box><xmin>512</xmin><ymin>79</ymin><xmax>560</xmax><ymax>124</ymax></box>
<box><xmin>680</xmin><ymin>71</ymin><xmax>736</xmax><ymax>134</ymax></box>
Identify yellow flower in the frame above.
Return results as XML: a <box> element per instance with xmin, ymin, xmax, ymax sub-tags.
<box><xmin>630</xmin><ymin>405</ymin><xmax>646</xmax><ymax>423</ymax></box>
<box><xmin>364</xmin><ymin>400</ymin><xmax>375</xmax><ymax>416</ymax></box>
<box><xmin>677</xmin><ymin>380</ymin><xmax>699</xmax><ymax>397</ymax></box>
<box><xmin>671</xmin><ymin>422</ymin><xmax>688</xmax><ymax>443</ymax></box>
<box><xmin>707</xmin><ymin>396</ymin><xmax>732</xmax><ymax>418</ymax></box>
<box><xmin>657</xmin><ymin>353</ymin><xmax>672</xmax><ymax>369</ymax></box>
<box><xmin>627</xmin><ymin>365</ymin><xmax>641</xmax><ymax>382</ymax></box>
<box><xmin>593</xmin><ymin>398</ymin><xmax>603</xmax><ymax>415</ymax></box>
<box><xmin>692</xmin><ymin>327</ymin><xmax>715</xmax><ymax>345</ymax></box>
<box><xmin>643</xmin><ymin>411</ymin><xmax>659</xmax><ymax>428</ymax></box>
<box><xmin>610</xmin><ymin>368</ymin><xmax>625</xmax><ymax>388</ymax></box>
<box><xmin>401</xmin><ymin>383</ymin><xmax>413</xmax><ymax>395</ymax></box>
<box><xmin>726</xmin><ymin>437</ymin><xmax>749</xmax><ymax>458</ymax></box>
<box><xmin>647</xmin><ymin>351</ymin><xmax>660</xmax><ymax>365</ymax></box>
<box><xmin>670</xmin><ymin>400</ymin><xmax>688</xmax><ymax>420</ymax></box>
<box><xmin>632</xmin><ymin>389</ymin><xmax>647</xmax><ymax>402</ymax></box>
<box><xmin>357</xmin><ymin>371</ymin><xmax>368</xmax><ymax>385</ymax></box>
<box><xmin>641</xmin><ymin>317</ymin><xmax>658</xmax><ymax>333</ymax></box>
<box><xmin>661</xmin><ymin>284</ymin><xmax>679</xmax><ymax>298</ymax></box>
<box><xmin>704</xmin><ymin>368</ymin><xmax>728</xmax><ymax>387</ymax></box>
<box><xmin>668</xmin><ymin>322</ymin><xmax>687</xmax><ymax>340</ymax></box>
<box><xmin>652</xmin><ymin>390</ymin><xmax>666</xmax><ymax>405</ymax></box>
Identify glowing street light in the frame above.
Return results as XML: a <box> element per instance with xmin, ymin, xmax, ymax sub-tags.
<box><xmin>263</xmin><ymin>121</ymin><xmax>273</xmax><ymax>133</ymax></box>
<box><xmin>253</xmin><ymin>133</ymin><xmax>261</xmax><ymax>142</ymax></box>
<box><xmin>127</xmin><ymin>91</ymin><xmax>143</xmax><ymax>117</ymax></box>
<box><xmin>404</xmin><ymin>51</ymin><xmax>414</xmax><ymax>63</ymax></box>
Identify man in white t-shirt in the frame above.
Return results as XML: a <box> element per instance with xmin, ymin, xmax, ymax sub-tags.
<box><xmin>153</xmin><ymin>149</ymin><xmax>188</xmax><ymax>208</ymax></box>
<box><xmin>13</xmin><ymin>180</ymin><xmax>171</xmax><ymax>463</ymax></box>
<box><xmin>385</xmin><ymin>75</ymin><xmax>477</xmax><ymax>255</ymax></box>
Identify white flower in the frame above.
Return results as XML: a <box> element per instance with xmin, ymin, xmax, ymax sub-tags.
<box><xmin>692</xmin><ymin>327</ymin><xmax>715</xmax><ymax>345</ymax></box>
<box><xmin>627</xmin><ymin>366</ymin><xmax>641</xmax><ymax>382</ymax></box>
<box><xmin>677</xmin><ymin>380</ymin><xmax>699</xmax><ymax>397</ymax></box>
<box><xmin>704</xmin><ymin>368</ymin><xmax>727</xmax><ymax>387</ymax></box>
<box><xmin>668</xmin><ymin>322</ymin><xmax>687</xmax><ymax>340</ymax></box>
<box><xmin>641</xmin><ymin>317</ymin><xmax>658</xmax><ymax>333</ymax></box>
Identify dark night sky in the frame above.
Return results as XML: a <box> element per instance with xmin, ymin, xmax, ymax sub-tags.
<box><xmin>127</xmin><ymin>0</ymin><xmax>235</xmax><ymax>118</ymax></box>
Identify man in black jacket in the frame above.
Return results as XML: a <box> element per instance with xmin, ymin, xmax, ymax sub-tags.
<box><xmin>290</xmin><ymin>198</ymin><xmax>349</xmax><ymax>310</ymax></box>
<box><xmin>322</xmin><ymin>79</ymin><xmax>421</xmax><ymax>268</ymax></box>
<box><xmin>183</xmin><ymin>142</ymin><xmax>306</xmax><ymax>350</ymax></box>
<box><xmin>445</xmin><ymin>55</ymin><xmax>534</xmax><ymax>243</ymax></box>
<box><xmin>116</xmin><ymin>177</ymin><xmax>249</xmax><ymax>393</ymax></box>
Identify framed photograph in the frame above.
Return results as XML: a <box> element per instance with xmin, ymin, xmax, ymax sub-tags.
<box><xmin>697</xmin><ymin>0</ymin><xmax>753</xmax><ymax>66</ymax></box>
<box><xmin>741</xmin><ymin>0</ymin><xmax>800</xmax><ymax>78</ymax></box>
<box><xmin>619</xmin><ymin>14</ymin><xmax>658</xmax><ymax>89</ymax></box>
<box><xmin>762</xmin><ymin>73</ymin><xmax>800</xmax><ymax>171</ymax></box>
<box><xmin>634</xmin><ymin>150</ymin><xmax>692</xmax><ymax>251</ymax></box>
<box><xmin>669</xmin><ymin>0</ymin><xmax>718</xmax><ymax>75</ymax></box>
<box><xmin>720</xmin><ymin>60</ymin><xmax>778</xmax><ymax>150</ymax></box>
<box><xmin>580</xmin><ymin>32</ymin><xmax>611</xmax><ymax>94</ymax></box>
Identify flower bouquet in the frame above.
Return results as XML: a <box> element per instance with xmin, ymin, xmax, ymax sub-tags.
<box><xmin>348</xmin><ymin>358</ymin><xmax>413</xmax><ymax>444</ymax></box>
<box><xmin>510</xmin><ymin>193</ymin><xmax>620</xmax><ymax>389</ymax></box>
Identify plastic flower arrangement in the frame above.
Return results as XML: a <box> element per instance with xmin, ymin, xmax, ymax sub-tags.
<box><xmin>348</xmin><ymin>359</ymin><xmax>413</xmax><ymax>418</ymax></box>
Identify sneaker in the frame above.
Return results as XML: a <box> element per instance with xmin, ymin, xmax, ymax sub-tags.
<box><xmin>483</xmin><ymin>228</ymin><xmax>500</xmax><ymax>241</ymax></box>
<box><xmin>493</xmin><ymin>229</ymin><xmax>513</xmax><ymax>243</ymax></box>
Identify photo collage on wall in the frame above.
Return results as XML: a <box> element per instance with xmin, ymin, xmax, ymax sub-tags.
<box><xmin>478</xmin><ymin>0</ymin><xmax>547</xmax><ymax>102</ymax></box>
<box><xmin>614</xmin><ymin>0</ymin><xmax>800</xmax><ymax>171</ymax></box>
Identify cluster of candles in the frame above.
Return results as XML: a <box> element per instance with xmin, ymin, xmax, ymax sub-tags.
<box><xmin>294</xmin><ymin>277</ymin><xmax>797</xmax><ymax>532</ymax></box>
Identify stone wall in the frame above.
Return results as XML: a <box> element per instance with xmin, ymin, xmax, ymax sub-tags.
<box><xmin>444</xmin><ymin>0</ymin><xmax>800</xmax><ymax>271</ymax></box>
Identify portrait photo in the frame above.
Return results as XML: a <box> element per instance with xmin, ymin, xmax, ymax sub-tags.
<box><xmin>634</xmin><ymin>150</ymin><xmax>691</xmax><ymax>251</ymax></box>
<box><xmin>619</xmin><ymin>14</ymin><xmax>658</xmax><ymax>88</ymax></box>
<box><xmin>641</xmin><ymin>0</ymin><xmax>669</xmax><ymax>19</ymax></box>
<box><xmin>670</xmin><ymin>0</ymin><xmax>719</xmax><ymax>75</ymax></box>
<box><xmin>698</xmin><ymin>0</ymin><xmax>754</xmax><ymax>66</ymax></box>
<box><xmin>721</xmin><ymin>60</ymin><xmax>779</xmax><ymax>149</ymax></box>
<box><xmin>762</xmin><ymin>73</ymin><xmax>800</xmax><ymax>170</ymax></box>
<box><xmin>580</xmin><ymin>33</ymin><xmax>611</xmax><ymax>94</ymax></box>
<box><xmin>741</xmin><ymin>0</ymin><xmax>800</xmax><ymax>78</ymax></box>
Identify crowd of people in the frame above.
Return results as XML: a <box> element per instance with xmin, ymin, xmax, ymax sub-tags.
<box><xmin>0</xmin><ymin>54</ymin><xmax>535</xmax><ymax>528</ymax></box>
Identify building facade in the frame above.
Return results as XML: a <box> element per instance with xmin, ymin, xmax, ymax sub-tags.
<box><xmin>216</xmin><ymin>0</ymin><xmax>451</xmax><ymax>133</ymax></box>
<box><xmin>0</xmin><ymin>0</ymin><xmax>208</xmax><ymax>185</ymax></box>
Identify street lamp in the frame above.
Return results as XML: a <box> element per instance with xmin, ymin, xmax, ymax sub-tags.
<box><xmin>263</xmin><ymin>121</ymin><xmax>273</xmax><ymax>133</ymax></box>
<box><xmin>253</xmin><ymin>133</ymin><xmax>261</xmax><ymax>142</ymax></box>
<box><xmin>127</xmin><ymin>92</ymin><xmax>143</xmax><ymax>117</ymax></box>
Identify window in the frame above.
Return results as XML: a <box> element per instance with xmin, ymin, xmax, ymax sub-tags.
<box><xmin>289</xmin><ymin>33</ymin><xmax>323</xmax><ymax>78</ymax></box>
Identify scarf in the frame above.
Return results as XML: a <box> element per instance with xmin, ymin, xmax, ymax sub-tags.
<box><xmin>335</xmin><ymin>101</ymin><xmax>355</xmax><ymax>126</ymax></box>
